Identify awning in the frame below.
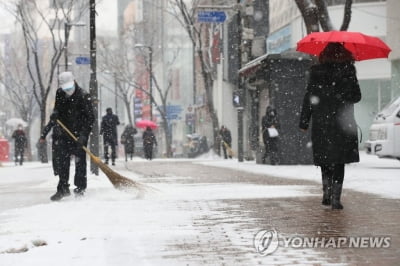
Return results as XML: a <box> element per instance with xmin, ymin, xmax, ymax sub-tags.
<box><xmin>238</xmin><ymin>53</ymin><xmax>269</xmax><ymax>77</ymax></box>
<box><xmin>239</xmin><ymin>50</ymin><xmax>312</xmax><ymax>77</ymax></box>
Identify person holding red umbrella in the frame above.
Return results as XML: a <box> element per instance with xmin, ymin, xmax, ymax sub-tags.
<box><xmin>299</xmin><ymin>42</ymin><xmax>362</xmax><ymax>210</ymax></box>
<box><xmin>142</xmin><ymin>126</ymin><xmax>157</xmax><ymax>160</ymax></box>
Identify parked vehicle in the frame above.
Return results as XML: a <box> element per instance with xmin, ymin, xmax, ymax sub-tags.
<box><xmin>183</xmin><ymin>134</ymin><xmax>209</xmax><ymax>158</ymax></box>
<box><xmin>365</xmin><ymin>96</ymin><xmax>400</xmax><ymax>160</ymax></box>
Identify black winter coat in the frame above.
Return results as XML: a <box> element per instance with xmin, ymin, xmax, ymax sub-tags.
<box><xmin>262</xmin><ymin>107</ymin><xmax>280</xmax><ymax>140</ymax></box>
<box><xmin>219</xmin><ymin>129</ymin><xmax>232</xmax><ymax>145</ymax></box>
<box><xmin>53</xmin><ymin>85</ymin><xmax>95</xmax><ymax>144</ymax></box>
<box><xmin>100</xmin><ymin>114</ymin><xmax>120</xmax><ymax>144</ymax></box>
<box><xmin>142</xmin><ymin>129</ymin><xmax>157</xmax><ymax>147</ymax></box>
<box><xmin>299</xmin><ymin>62</ymin><xmax>361</xmax><ymax>165</ymax></box>
<box><xmin>12</xmin><ymin>129</ymin><xmax>27</xmax><ymax>150</ymax></box>
<box><xmin>121</xmin><ymin>126</ymin><xmax>137</xmax><ymax>153</ymax></box>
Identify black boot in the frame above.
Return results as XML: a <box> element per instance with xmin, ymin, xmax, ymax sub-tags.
<box><xmin>321</xmin><ymin>176</ymin><xmax>332</xmax><ymax>206</ymax></box>
<box><xmin>73</xmin><ymin>187</ymin><xmax>85</xmax><ymax>197</ymax></box>
<box><xmin>50</xmin><ymin>184</ymin><xmax>71</xmax><ymax>201</ymax></box>
<box><xmin>332</xmin><ymin>182</ymin><xmax>344</xmax><ymax>210</ymax></box>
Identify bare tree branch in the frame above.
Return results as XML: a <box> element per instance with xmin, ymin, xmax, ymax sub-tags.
<box><xmin>315</xmin><ymin>0</ymin><xmax>334</xmax><ymax>31</ymax></box>
<box><xmin>295</xmin><ymin>0</ymin><xmax>320</xmax><ymax>33</ymax></box>
<box><xmin>169</xmin><ymin>0</ymin><xmax>220</xmax><ymax>151</ymax></box>
<box><xmin>340</xmin><ymin>0</ymin><xmax>353</xmax><ymax>31</ymax></box>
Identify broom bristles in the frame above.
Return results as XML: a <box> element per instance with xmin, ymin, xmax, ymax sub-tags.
<box><xmin>90</xmin><ymin>154</ymin><xmax>153</xmax><ymax>192</ymax></box>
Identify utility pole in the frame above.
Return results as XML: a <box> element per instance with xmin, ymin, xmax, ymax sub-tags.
<box><xmin>64</xmin><ymin>22</ymin><xmax>85</xmax><ymax>71</ymax></box>
<box><xmin>89</xmin><ymin>0</ymin><xmax>99</xmax><ymax>175</ymax></box>
<box><xmin>114</xmin><ymin>73</ymin><xmax>118</xmax><ymax>116</ymax></box>
<box><xmin>237</xmin><ymin>0</ymin><xmax>244</xmax><ymax>162</ymax></box>
<box><xmin>64</xmin><ymin>22</ymin><xmax>70</xmax><ymax>71</ymax></box>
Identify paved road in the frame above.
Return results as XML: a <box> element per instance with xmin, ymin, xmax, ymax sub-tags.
<box><xmin>124</xmin><ymin>160</ymin><xmax>400</xmax><ymax>265</ymax></box>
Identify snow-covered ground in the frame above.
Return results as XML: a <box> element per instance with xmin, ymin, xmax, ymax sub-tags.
<box><xmin>0</xmin><ymin>151</ymin><xmax>398</xmax><ymax>265</ymax></box>
<box><xmin>0</xmin><ymin>159</ymin><xmax>315</xmax><ymax>265</ymax></box>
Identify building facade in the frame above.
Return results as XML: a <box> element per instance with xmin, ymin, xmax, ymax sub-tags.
<box><xmin>266</xmin><ymin>0</ymin><xmax>396</xmax><ymax>148</ymax></box>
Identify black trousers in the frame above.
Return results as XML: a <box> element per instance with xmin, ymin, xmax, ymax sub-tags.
<box><xmin>14</xmin><ymin>147</ymin><xmax>24</xmax><ymax>165</ymax></box>
<box><xmin>124</xmin><ymin>145</ymin><xmax>134</xmax><ymax>161</ymax></box>
<box><xmin>56</xmin><ymin>139</ymin><xmax>87</xmax><ymax>190</ymax></box>
<box><xmin>104</xmin><ymin>139</ymin><xmax>116</xmax><ymax>162</ymax></box>
<box><xmin>144</xmin><ymin>144</ymin><xmax>153</xmax><ymax>160</ymax></box>
<box><xmin>263</xmin><ymin>137</ymin><xmax>279</xmax><ymax>164</ymax></box>
<box><xmin>320</xmin><ymin>164</ymin><xmax>345</xmax><ymax>184</ymax></box>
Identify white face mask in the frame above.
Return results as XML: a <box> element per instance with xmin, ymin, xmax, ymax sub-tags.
<box><xmin>62</xmin><ymin>84</ymin><xmax>75</xmax><ymax>96</ymax></box>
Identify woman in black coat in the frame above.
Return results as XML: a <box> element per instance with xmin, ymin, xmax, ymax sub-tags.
<box><xmin>299</xmin><ymin>43</ymin><xmax>361</xmax><ymax>210</ymax></box>
<box><xmin>121</xmin><ymin>125</ymin><xmax>137</xmax><ymax>161</ymax></box>
<box><xmin>261</xmin><ymin>106</ymin><xmax>280</xmax><ymax>164</ymax></box>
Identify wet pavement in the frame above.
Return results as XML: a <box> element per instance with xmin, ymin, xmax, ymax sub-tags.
<box><xmin>125</xmin><ymin>160</ymin><xmax>400</xmax><ymax>265</ymax></box>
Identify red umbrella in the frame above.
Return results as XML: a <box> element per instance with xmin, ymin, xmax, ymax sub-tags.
<box><xmin>135</xmin><ymin>119</ymin><xmax>158</xmax><ymax>129</ymax></box>
<box><xmin>296</xmin><ymin>31</ymin><xmax>391</xmax><ymax>61</ymax></box>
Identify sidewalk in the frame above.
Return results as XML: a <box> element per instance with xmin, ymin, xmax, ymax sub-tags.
<box><xmin>126</xmin><ymin>157</ymin><xmax>400</xmax><ymax>265</ymax></box>
<box><xmin>195</xmin><ymin>151</ymin><xmax>400</xmax><ymax>199</ymax></box>
<box><xmin>0</xmin><ymin>153</ymin><xmax>399</xmax><ymax>265</ymax></box>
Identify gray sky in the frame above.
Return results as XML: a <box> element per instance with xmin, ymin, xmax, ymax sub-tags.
<box><xmin>96</xmin><ymin>0</ymin><xmax>118</xmax><ymax>36</ymax></box>
<box><xmin>0</xmin><ymin>0</ymin><xmax>117</xmax><ymax>35</ymax></box>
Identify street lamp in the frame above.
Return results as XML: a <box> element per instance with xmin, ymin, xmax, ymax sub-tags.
<box><xmin>134</xmin><ymin>44</ymin><xmax>153</xmax><ymax>121</ymax></box>
<box><xmin>64</xmin><ymin>21</ymin><xmax>86</xmax><ymax>71</ymax></box>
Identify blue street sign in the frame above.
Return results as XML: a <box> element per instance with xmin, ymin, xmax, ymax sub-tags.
<box><xmin>75</xmin><ymin>56</ymin><xmax>91</xmax><ymax>65</ymax></box>
<box><xmin>163</xmin><ymin>105</ymin><xmax>183</xmax><ymax>120</ymax></box>
<box><xmin>197</xmin><ymin>11</ymin><xmax>226</xmax><ymax>23</ymax></box>
<box><xmin>167</xmin><ymin>114</ymin><xmax>180</xmax><ymax>120</ymax></box>
<box><xmin>166</xmin><ymin>105</ymin><xmax>183</xmax><ymax>114</ymax></box>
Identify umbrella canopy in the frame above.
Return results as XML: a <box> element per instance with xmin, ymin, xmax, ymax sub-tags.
<box><xmin>135</xmin><ymin>120</ymin><xmax>158</xmax><ymax>129</ymax></box>
<box><xmin>5</xmin><ymin>118</ymin><xmax>28</xmax><ymax>128</ymax></box>
<box><xmin>296</xmin><ymin>31</ymin><xmax>391</xmax><ymax>61</ymax></box>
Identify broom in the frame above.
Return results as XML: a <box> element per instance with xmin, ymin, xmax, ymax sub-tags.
<box><xmin>222</xmin><ymin>140</ymin><xmax>234</xmax><ymax>157</ymax></box>
<box><xmin>56</xmin><ymin>119</ymin><xmax>149</xmax><ymax>191</ymax></box>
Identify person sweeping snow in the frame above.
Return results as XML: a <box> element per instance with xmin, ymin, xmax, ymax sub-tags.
<box><xmin>40</xmin><ymin>71</ymin><xmax>94</xmax><ymax>201</ymax></box>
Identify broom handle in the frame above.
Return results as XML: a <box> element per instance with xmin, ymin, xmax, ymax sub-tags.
<box><xmin>56</xmin><ymin>119</ymin><xmax>94</xmax><ymax>157</ymax></box>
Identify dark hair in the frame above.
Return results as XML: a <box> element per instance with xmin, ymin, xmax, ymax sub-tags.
<box><xmin>266</xmin><ymin>106</ymin><xmax>274</xmax><ymax>114</ymax></box>
<box><xmin>319</xmin><ymin>42</ymin><xmax>354</xmax><ymax>64</ymax></box>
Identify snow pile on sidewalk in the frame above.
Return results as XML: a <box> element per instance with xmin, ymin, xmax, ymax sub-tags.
<box><xmin>0</xmin><ymin>161</ymin><xmax>317</xmax><ymax>266</ymax></box>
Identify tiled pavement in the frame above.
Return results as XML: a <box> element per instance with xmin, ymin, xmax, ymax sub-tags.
<box><xmin>126</xmin><ymin>160</ymin><xmax>400</xmax><ymax>265</ymax></box>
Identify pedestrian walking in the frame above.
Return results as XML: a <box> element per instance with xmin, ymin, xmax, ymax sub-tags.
<box><xmin>261</xmin><ymin>106</ymin><xmax>280</xmax><ymax>165</ymax></box>
<box><xmin>142</xmin><ymin>126</ymin><xmax>157</xmax><ymax>160</ymax></box>
<box><xmin>219</xmin><ymin>126</ymin><xmax>232</xmax><ymax>159</ymax></box>
<box><xmin>100</xmin><ymin>107</ymin><xmax>120</xmax><ymax>165</ymax></box>
<box><xmin>299</xmin><ymin>43</ymin><xmax>361</xmax><ymax>210</ymax></box>
<box><xmin>11</xmin><ymin>124</ymin><xmax>27</xmax><ymax>165</ymax></box>
<box><xmin>40</xmin><ymin>71</ymin><xmax>94</xmax><ymax>201</ymax></box>
<box><xmin>121</xmin><ymin>124</ymin><xmax>137</xmax><ymax>161</ymax></box>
